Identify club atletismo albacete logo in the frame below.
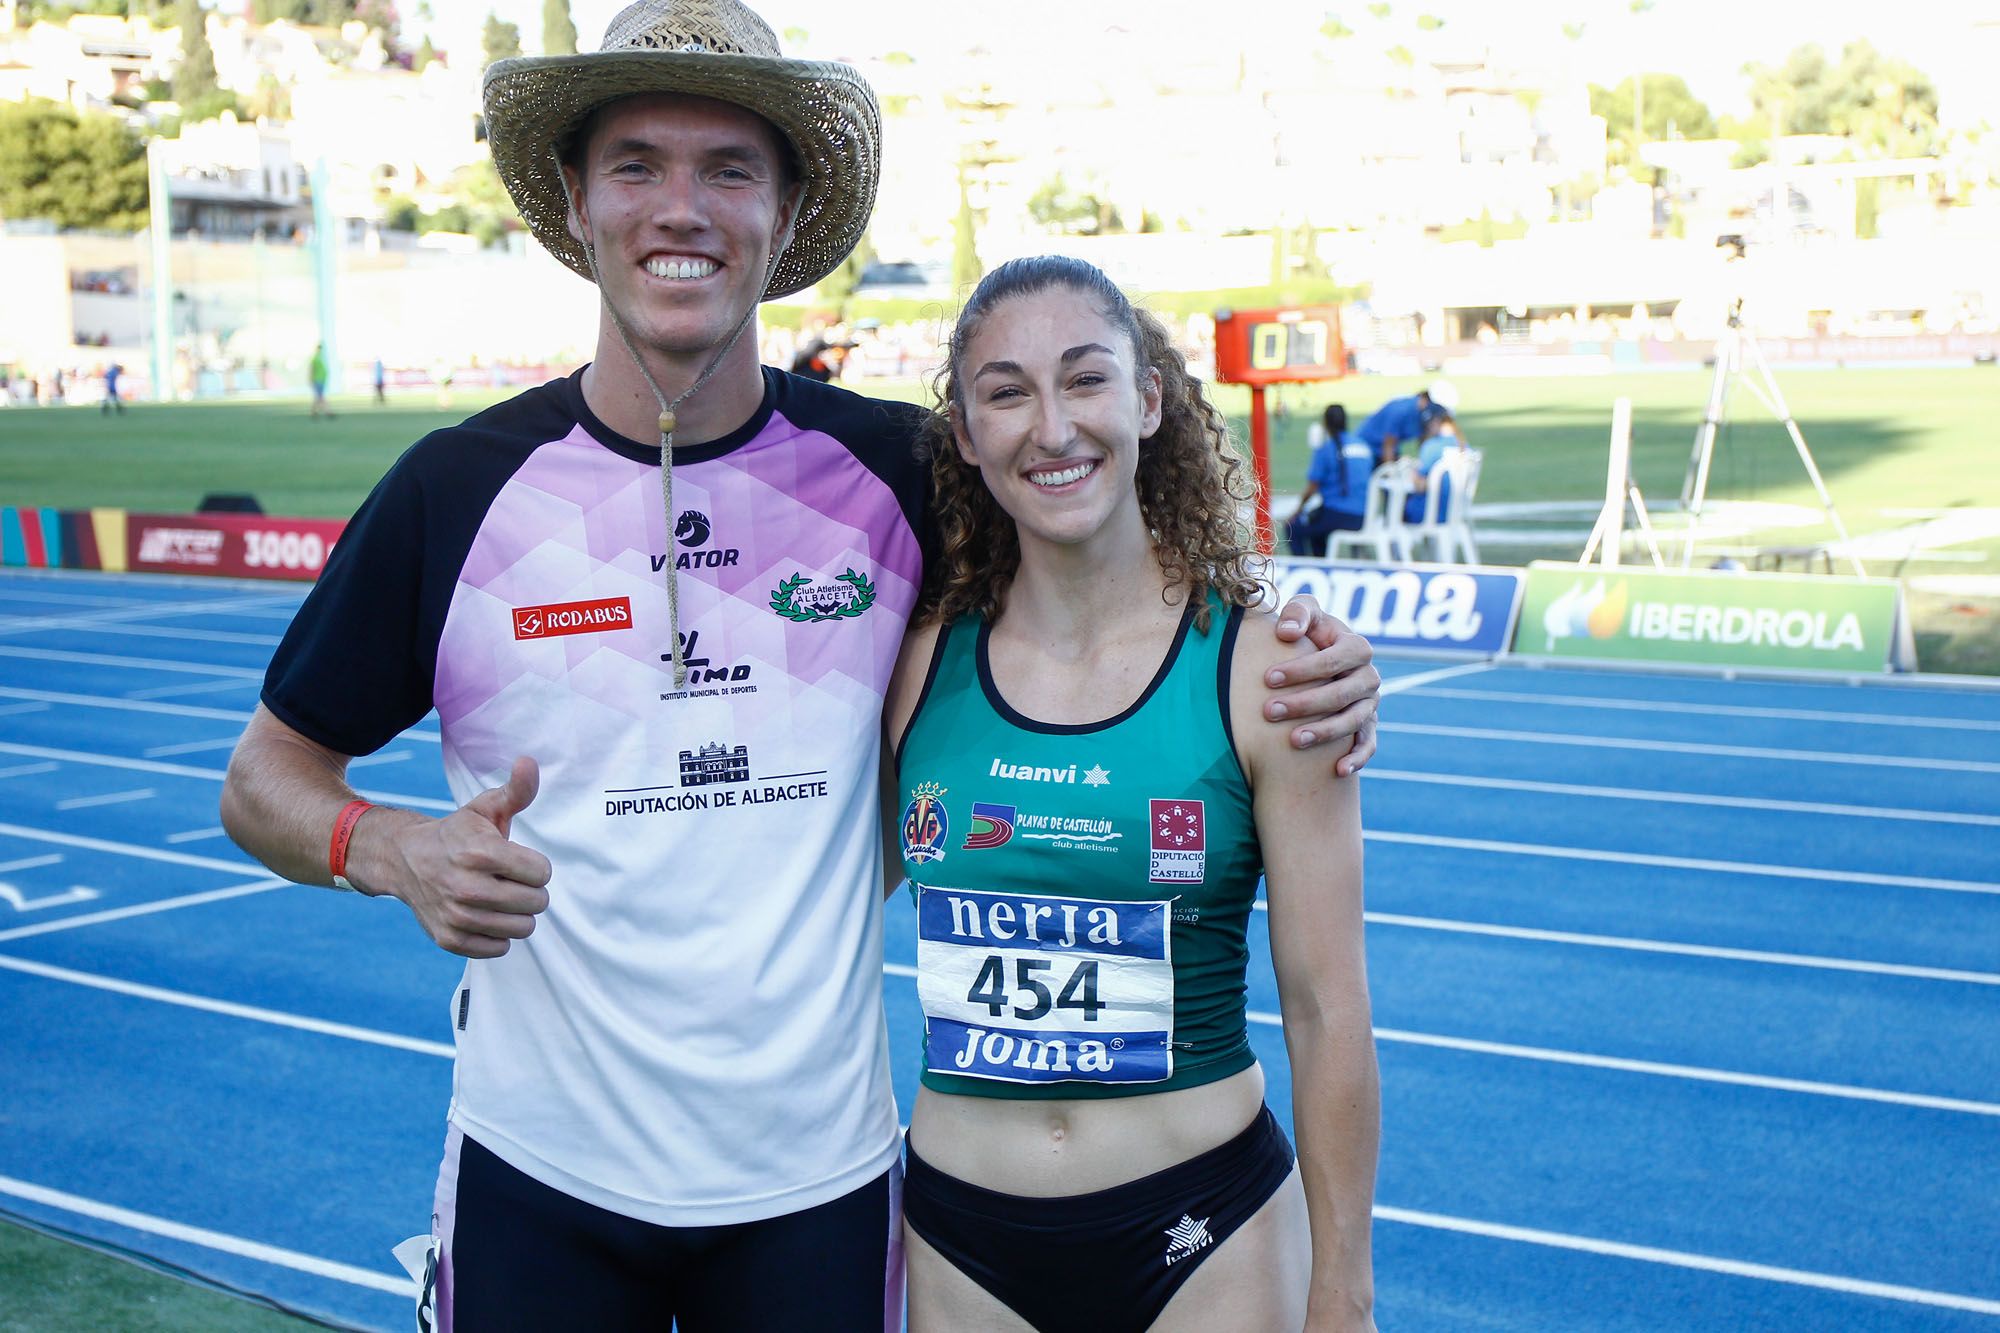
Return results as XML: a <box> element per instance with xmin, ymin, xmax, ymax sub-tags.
<box><xmin>769</xmin><ymin>569</ymin><xmax>877</xmax><ymax>622</ymax></box>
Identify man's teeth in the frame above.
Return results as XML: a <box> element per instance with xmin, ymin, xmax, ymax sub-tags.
<box><xmin>1028</xmin><ymin>461</ymin><xmax>1097</xmax><ymax>487</ymax></box>
<box><xmin>646</xmin><ymin>258</ymin><xmax>716</xmax><ymax>279</ymax></box>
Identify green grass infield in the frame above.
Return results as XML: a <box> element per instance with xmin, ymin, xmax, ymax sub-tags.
<box><xmin>0</xmin><ymin>366</ymin><xmax>1992</xmax><ymax>672</ymax></box>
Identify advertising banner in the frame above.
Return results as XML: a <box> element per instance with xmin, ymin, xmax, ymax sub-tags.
<box><xmin>1270</xmin><ymin>558</ymin><xmax>1523</xmax><ymax>656</ymax></box>
<box><xmin>126</xmin><ymin>512</ymin><xmax>347</xmax><ymax>581</ymax></box>
<box><xmin>1516</xmin><ymin>562</ymin><xmax>1906</xmax><ymax>673</ymax></box>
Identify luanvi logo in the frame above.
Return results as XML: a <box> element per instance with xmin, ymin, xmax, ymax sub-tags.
<box><xmin>514</xmin><ymin>597</ymin><xmax>632</xmax><ymax>640</ymax></box>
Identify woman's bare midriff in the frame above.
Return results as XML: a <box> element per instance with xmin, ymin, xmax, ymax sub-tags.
<box><xmin>907</xmin><ymin>1064</ymin><xmax>1267</xmax><ymax>1197</ymax></box>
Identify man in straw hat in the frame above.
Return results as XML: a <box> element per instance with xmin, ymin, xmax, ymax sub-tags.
<box><xmin>222</xmin><ymin>0</ymin><xmax>1381</xmax><ymax>1325</ymax></box>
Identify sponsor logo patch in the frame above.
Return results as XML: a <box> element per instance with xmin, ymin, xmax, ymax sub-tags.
<box><xmin>770</xmin><ymin>569</ymin><xmax>877</xmax><ymax>622</ymax></box>
<box><xmin>1148</xmin><ymin>799</ymin><xmax>1206</xmax><ymax>884</ymax></box>
<box><xmin>1164</xmin><ymin>1214</ymin><xmax>1213</xmax><ymax>1265</ymax></box>
<box><xmin>961</xmin><ymin>801</ymin><xmax>1016</xmax><ymax>850</ymax></box>
<box><xmin>902</xmin><ymin>781</ymin><xmax>949</xmax><ymax>864</ymax></box>
<box><xmin>513</xmin><ymin>596</ymin><xmax>633</xmax><ymax>640</ymax></box>
<box><xmin>136</xmin><ymin>528</ymin><xmax>226</xmax><ymax>565</ymax></box>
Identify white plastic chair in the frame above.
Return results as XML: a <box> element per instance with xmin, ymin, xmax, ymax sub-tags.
<box><xmin>1330</xmin><ymin>461</ymin><xmax>1417</xmax><ymax>564</ymax></box>
<box><xmin>1409</xmin><ymin>449</ymin><xmax>1482</xmax><ymax>564</ymax></box>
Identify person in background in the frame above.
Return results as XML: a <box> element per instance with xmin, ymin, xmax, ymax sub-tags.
<box><xmin>101</xmin><ymin>362</ymin><xmax>126</xmax><ymax>416</ymax></box>
<box><xmin>373</xmin><ymin>357</ymin><xmax>388</xmax><ymax>406</ymax></box>
<box><xmin>1402</xmin><ymin>408</ymin><xmax>1468</xmax><ymax>523</ymax></box>
<box><xmin>1285</xmin><ymin>403</ymin><xmax>1373</xmax><ymax>557</ymax></box>
<box><xmin>1357</xmin><ymin>378</ymin><xmax>1457</xmax><ymax>465</ymax></box>
<box><xmin>309</xmin><ymin>344</ymin><xmax>331</xmax><ymax>419</ymax></box>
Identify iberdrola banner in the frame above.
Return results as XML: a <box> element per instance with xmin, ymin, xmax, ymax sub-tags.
<box><xmin>1516</xmin><ymin>562</ymin><xmax>1911</xmax><ymax>673</ymax></box>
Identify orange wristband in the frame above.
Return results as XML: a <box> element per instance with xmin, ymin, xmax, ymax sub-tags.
<box><xmin>328</xmin><ymin>799</ymin><xmax>374</xmax><ymax>891</ymax></box>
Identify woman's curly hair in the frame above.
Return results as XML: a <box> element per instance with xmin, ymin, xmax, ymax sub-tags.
<box><xmin>917</xmin><ymin>256</ymin><xmax>1266</xmax><ymax>632</ymax></box>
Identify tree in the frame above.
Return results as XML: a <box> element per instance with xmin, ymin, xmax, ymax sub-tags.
<box><xmin>482</xmin><ymin>11</ymin><xmax>522</xmax><ymax>66</ymax></box>
<box><xmin>0</xmin><ymin>99</ymin><xmax>150</xmax><ymax>231</ymax></box>
<box><xmin>542</xmin><ymin>0</ymin><xmax>576</xmax><ymax>55</ymax></box>
<box><xmin>1743</xmin><ymin>41</ymin><xmax>1942</xmax><ymax>158</ymax></box>
<box><xmin>951</xmin><ymin>166</ymin><xmax>981</xmax><ymax>295</ymax></box>
<box><xmin>1590</xmin><ymin>73</ymin><xmax>1716</xmax><ymax>152</ymax></box>
<box><xmin>412</xmin><ymin>34</ymin><xmax>437</xmax><ymax>71</ymax></box>
<box><xmin>815</xmin><ymin>229</ymin><xmax>875</xmax><ymax>314</ymax></box>
<box><xmin>173</xmin><ymin>0</ymin><xmax>220</xmax><ymax>108</ymax></box>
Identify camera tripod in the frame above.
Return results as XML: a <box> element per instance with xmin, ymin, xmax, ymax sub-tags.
<box><xmin>1679</xmin><ymin>295</ymin><xmax>1865</xmax><ymax>576</ymax></box>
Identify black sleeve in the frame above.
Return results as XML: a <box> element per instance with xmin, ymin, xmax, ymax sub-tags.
<box><xmin>262</xmin><ymin>397</ymin><xmax>558</xmax><ymax>755</ymax></box>
<box><xmin>771</xmin><ymin>371</ymin><xmax>939</xmax><ymax>575</ymax></box>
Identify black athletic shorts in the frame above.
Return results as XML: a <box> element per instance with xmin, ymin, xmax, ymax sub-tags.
<box><xmin>903</xmin><ymin>1104</ymin><xmax>1295</xmax><ymax>1333</ymax></box>
<box><xmin>418</xmin><ymin>1129</ymin><xmax>902</xmax><ymax>1332</ymax></box>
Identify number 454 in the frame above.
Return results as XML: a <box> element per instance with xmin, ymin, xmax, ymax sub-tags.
<box><xmin>967</xmin><ymin>956</ymin><xmax>1103</xmax><ymax>1022</ymax></box>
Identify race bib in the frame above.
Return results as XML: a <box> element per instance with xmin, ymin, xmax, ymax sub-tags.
<box><xmin>915</xmin><ymin>883</ymin><xmax>1174</xmax><ymax>1085</ymax></box>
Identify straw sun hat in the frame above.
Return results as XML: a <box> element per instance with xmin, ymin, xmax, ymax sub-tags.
<box><xmin>482</xmin><ymin>0</ymin><xmax>881</xmax><ymax>300</ymax></box>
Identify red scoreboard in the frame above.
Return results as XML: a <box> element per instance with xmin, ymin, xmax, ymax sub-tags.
<box><xmin>1212</xmin><ymin>306</ymin><xmax>1346</xmax><ymax>388</ymax></box>
<box><xmin>1211</xmin><ymin>306</ymin><xmax>1349</xmax><ymax>551</ymax></box>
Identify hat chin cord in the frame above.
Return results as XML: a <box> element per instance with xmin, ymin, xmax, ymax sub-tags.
<box><xmin>578</xmin><ymin>209</ymin><xmax>789</xmax><ymax>691</ymax></box>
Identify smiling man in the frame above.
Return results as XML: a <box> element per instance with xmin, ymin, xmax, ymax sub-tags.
<box><xmin>219</xmin><ymin>1</ymin><xmax>1382</xmax><ymax>1328</ymax></box>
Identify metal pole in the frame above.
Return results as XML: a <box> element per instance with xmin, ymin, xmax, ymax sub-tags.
<box><xmin>1249</xmin><ymin>384</ymin><xmax>1273</xmax><ymax>554</ymax></box>
<box><xmin>1738</xmin><ymin>330</ymin><xmax>1866</xmax><ymax>577</ymax></box>
<box><xmin>1680</xmin><ymin>321</ymin><xmax>1734</xmax><ymax>568</ymax></box>
<box><xmin>146</xmin><ymin>140</ymin><xmax>173</xmax><ymax>402</ymax></box>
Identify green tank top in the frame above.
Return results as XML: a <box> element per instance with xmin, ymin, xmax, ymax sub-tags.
<box><xmin>895</xmin><ymin>590</ymin><xmax>1260</xmax><ymax>1099</ymax></box>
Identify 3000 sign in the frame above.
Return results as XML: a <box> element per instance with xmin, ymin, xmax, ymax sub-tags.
<box><xmin>243</xmin><ymin>528</ymin><xmax>328</xmax><ymax>572</ymax></box>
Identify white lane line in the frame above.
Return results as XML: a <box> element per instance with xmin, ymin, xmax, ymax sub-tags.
<box><xmin>1374</xmin><ymin>1206</ymin><xmax>2000</xmax><ymax>1317</ymax></box>
<box><xmin>0</xmin><ymin>591</ymin><xmax>298</xmax><ymax>632</ymax></box>
<box><xmin>0</xmin><ymin>685</ymin><xmax>255</xmax><ymax>722</ymax></box>
<box><xmin>1347</xmin><ymin>1023</ymin><xmax>2000</xmax><ymax>1118</ymax></box>
<box><xmin>885</xmin><ymin>964</ymin><xmax>1998</xmax><ymax>1116</ymax></box>
<box><xmin>144</xmin><ymin>737</ymin><xmax>242</xmax><ymax>758</ymax></box>
<box><xmin>0</xmin><ymin>745</ymin><xmax>452</xmax><ymax>812</ymax></box>
<box><xmin>54</xmin><ymin>789</ymin><xmax>157</xmax><ymax>811</ymax></box>
<box><xmin>2</xmin><ymin>621</ymin><xmax>283</xmax><ymax>647</ymax></box>
<box><xmin>0</xmin><ymin>701</ymin><xmax>51</xmax><ymax>717</ymax></box>
<box><xmin>1361</xmin><ymin>912</ymin><xmax>2000</xmax><ymax>986</ymax></box>
<box><xmin>1364</xmin><ymin>829</ymin><xmax>2000</xmax><ymax>896</ymax></box>
<box><xmin>124</xmin><ymin>678</ymin><xmax>259</xmax><ymax>701</ymax></box>
<box><xmin>1381</xmin><ymin>662</ymin><xmax>1495</xmax><ymax>695</ymax></box>
<box><xmin>0</xmin><ymin>762</ymin><xmax>58</xmax><ymax>781</ymax></box>
<box><xmin>1382</xmin><ymin>722</ymin><xmax>2000</xmax><ymax>775</ymax></box>
<box><xmin>0</xmin><ymin>880</ymin><xmax>290</xmax><ymax>943</ymax></box>
<box><xmin>165</xmin><ymin>827</ymin><xmax>228</xmax><ymax>844</ymax></box>
<box><xmin>348</xmin><ymin>751</ymin><xmax>411</xmax><ymax>769</ymax></box>
<box><xmin>0</xmin><ymin>953</ymin><xmax>453</xmax><ymax>1058</ymax></box>
<box><xmin>0</xmin><ymin>822</ymin><xmax>270</xmax><ymax>874</ymax></box>
<box><xmin>0</xmin><ymin>855</ymin><xmax>62</xmax><ymax>874</ymax></box>
<box><xmin>0</xmin><ymin>688</ymin><xmax>443</xmax><ymax>746</ymax></box>
<box><xmin>0</xmin><ymin>644</ymin><xmax>265</xmax><ymax>678</ymax></box>
<box><xmin>1361</xmin><ymin>767</ymin><xmax>2000</xmax><ymax>827</ymax></box>
<box><xmin>0</xmin><ymin>1174</ymin><xmax>416</xmax><ymax>1298</ymax></box>
<box><xmin>1405</xmin><ymin>685</ymin><xmax>2000</xmax><ymax>733</ymax></box>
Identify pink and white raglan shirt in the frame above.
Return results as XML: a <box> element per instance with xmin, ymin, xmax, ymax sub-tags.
<box><xmin>264</xmin><ymin>367</ymin><xmax>931</xmax><ymax>1225</ymax></box>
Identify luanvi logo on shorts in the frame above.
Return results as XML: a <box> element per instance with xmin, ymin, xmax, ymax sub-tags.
<box><xmin>769</xmin><ymin>569</ymin><xmax>877</xmax><ymax>622</ymax></box>
<box><xmin>1163</xmin><ymin>1214</ymin><xmax>1213</xmax><ymax>1265</ymax></box>
<box><xmin>513</xmin><ymin>596</ymin><xmax>633</xmax><ymax>640</ymax></box>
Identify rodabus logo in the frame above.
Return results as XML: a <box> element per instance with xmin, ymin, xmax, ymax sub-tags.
<box><xmin>513</xmin><ymin>597</ymin><xmax>633</xmax><ymax>640</ymax></box>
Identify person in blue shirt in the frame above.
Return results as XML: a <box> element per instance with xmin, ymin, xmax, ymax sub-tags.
<box><xmin>1357</xmin><ymin>379</ymin><xmax>1457</xmax><ymax>465</ymax></box>
<box><xmin>1403</xmin><ymin>409</ymin><xmax>1468</xmax><ymax>523</ymax></box>
<box><xmin>1285</xmin><ymin>404</ymin><xmax>1374</xmax><ymax>556</ymax></box>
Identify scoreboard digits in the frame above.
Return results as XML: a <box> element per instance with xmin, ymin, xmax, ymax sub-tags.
<box><xmin>1213</xmin><ymin>306</ymin><xmax>1347</xmax><ymax>387</ymax></box>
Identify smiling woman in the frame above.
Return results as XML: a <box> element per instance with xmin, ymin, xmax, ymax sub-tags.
<box><xmin>883</xmin><ymin>256</ymin><xmax>1380</xmax><ymax>1333</ymax></box>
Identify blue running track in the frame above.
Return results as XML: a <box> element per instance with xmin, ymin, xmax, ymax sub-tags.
<box><xmin>0</xmin><ymin>568</ymin><xmax>1995</xmax><ymax>1331</ymax></box>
